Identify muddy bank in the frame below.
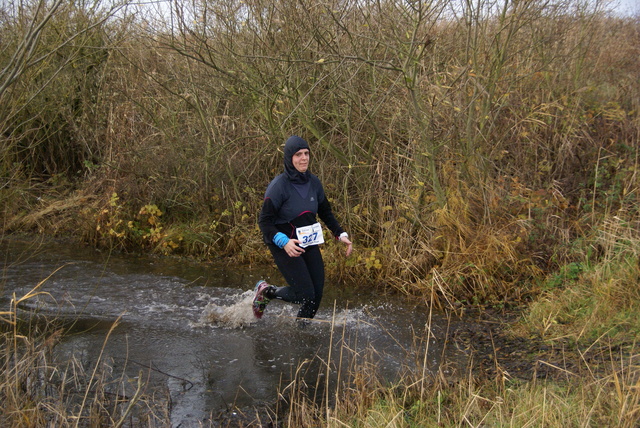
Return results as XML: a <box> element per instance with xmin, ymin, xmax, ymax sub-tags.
<box><xmin>447</xmin><ymin>308</ymin><xmax>633</xmax><ymax>384</ymax></box>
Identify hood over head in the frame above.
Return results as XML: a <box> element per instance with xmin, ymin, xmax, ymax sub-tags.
<box><xmin>284</xmin><ymin>135</ymin><xmax>310</xmax><ymax>184</ymax></box>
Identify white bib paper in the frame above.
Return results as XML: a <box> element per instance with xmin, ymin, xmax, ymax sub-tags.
<box><xmin>296</xmin><ymin>222</ymin><xmax>325</xmax><ymax>248</ymax></box>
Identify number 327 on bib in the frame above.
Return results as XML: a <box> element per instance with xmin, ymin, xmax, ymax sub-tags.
<box><xmin>296</xmin><ymin>223</ymin><xmax>325</xmax><ymax>248</ymax></box>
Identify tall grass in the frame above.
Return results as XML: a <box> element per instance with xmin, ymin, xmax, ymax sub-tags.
<box><xmin>525</xmin><ymin>212</ymin><xmax>640</xmax><ymax>344</ymax></box>
<box><xmin>0</xmin><ymin>0</ymin><xmax>638</xmax><ymax>303</ymax></box>
<box><xmin>0</xmin><ymin>0</ymin><xmax>640</xmax><ymax>307</ymax></box>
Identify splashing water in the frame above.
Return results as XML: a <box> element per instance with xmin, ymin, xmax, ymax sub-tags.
<box><xmin>194</xmin><ymin>286</ymin><xmax>374</xmax><ymax>331</ymax></box>
<box><xmin>196</xmin><ymin>290</ymin><xmax>257</xmax><ymax>328</ymax></box>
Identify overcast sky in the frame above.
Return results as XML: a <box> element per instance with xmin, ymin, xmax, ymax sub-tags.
<box><xmin>613</xmin><ymin>0</ymin><xmax>639</xmax><ymax>15</ymax></box>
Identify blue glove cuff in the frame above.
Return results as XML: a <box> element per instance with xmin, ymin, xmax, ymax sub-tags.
<box><xmin>273</xmin><ymin>232</ymin><xmax>290</xmax><ymax>249</ymax></box>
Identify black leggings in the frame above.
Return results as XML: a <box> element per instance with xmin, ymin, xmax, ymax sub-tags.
<box><xmin>268</xmin><ymin>244</ymin><xmax>325</xmax><ymax>319</ymax></box>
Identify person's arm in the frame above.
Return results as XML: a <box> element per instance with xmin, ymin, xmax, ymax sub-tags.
<box><xmin>259</xmin><ymin>192</ymin><xmax>305</xmax><ymax>256</ymax></box>
<box><xmin>316</xmin><ymin>184</ymin><xmax>352</xmax><ymax>256</ymax></box>
<box><xmin>338</xmin><ymin>232</ymin><xmax>352</xmax><ymax>257</ymax></box>
<box><xmin>258</xmin><ymin>197</ymin><xmax>283</xmax><ymax>244</ymax></box>
<box><xmin>314</xmin><ymin>178</ymin><xmax>343</xmax><ymax>237</ymax></box>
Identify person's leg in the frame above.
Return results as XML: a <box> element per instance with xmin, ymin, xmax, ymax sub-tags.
<box><xmin>268</xmin><ymin>245</ymin><xmax>315</xmax><ymax>304</ymax></box>
<box><xmin>296</xmin><ymin>245</ymin><xmax>325</xmax><ymax>319</ymax></box>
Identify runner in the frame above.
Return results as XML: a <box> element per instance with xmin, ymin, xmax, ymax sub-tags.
<box><xmin>253</xmin><ymin>135</ymin><xmax>352</xmax><ymax>320</ymax></box>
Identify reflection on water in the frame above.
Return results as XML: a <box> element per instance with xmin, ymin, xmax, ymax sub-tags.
<box><xmin>0</xmin><ymin>235</ymin><xmax>455</xmax><ymax>426</ymax></box>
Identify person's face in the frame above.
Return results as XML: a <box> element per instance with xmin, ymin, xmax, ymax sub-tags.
<box><xmin>292</xmin><ymin>148</ymin><xmax>310</xmax><ymax>173</ymax></box>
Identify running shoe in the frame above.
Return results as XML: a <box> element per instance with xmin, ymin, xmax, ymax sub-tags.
<box><xmin>252</xmin><ymin>280</ymin><xmax>271</xmax><ymax>319</ymax></box>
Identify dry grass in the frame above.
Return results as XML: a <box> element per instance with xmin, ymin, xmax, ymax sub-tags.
<box><xmin>1</xmin><ymin>1</ymin><xmax>638</xmax><ymax>312</ymax></box>
<box><xmin>6</xmin><ymin>192</ymin><xmax>97</xmax><ymax>234</ymax></box>
<box><xmin>274</xmin><ymin>307</ymin><xmax>640</xmax><ymax>428</ymax></box>
<box><xmin>525</xmin><ymin>212</ymin><xmax>640</xmax><ymax>344</ymax></box>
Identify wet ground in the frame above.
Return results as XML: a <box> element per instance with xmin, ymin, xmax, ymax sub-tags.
<box><xmin>445</xmin><ymin>307</ymin><xmax>633</xmax><ymax>386</ymax></box>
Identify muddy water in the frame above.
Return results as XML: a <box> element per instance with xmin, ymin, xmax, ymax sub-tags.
<box><xmin>1</xmin><ymin>236</ymin><xmax>457</xmax><ymax>426</ymax></box>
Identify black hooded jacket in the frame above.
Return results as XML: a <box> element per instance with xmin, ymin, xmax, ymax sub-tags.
<box><xmin>258</xmin><ymin>136</ymin><xmax>344</xmax><ymax>245</ymax></box>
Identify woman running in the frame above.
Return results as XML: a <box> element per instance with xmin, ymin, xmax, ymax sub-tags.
<box><xmin>253</xmin><ymin>135</ymin><xmax>352</xmax><ymax>320</ymax></box>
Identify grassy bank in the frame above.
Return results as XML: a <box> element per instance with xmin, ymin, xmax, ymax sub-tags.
<box><xmin>279</xmin><ymin>340</ymin><xmax>639</xmax><ymax>427</ymax></box>
<box><xmin>273</xmin><ymin>215</ymin><xmax>640</xmax><ymax>427</ymax></box>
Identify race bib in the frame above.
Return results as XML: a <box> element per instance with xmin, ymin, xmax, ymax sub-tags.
<box><xmin>296</xmin><ymin>222</ymin><xmax>325</xmax><ymax>248</ymax></box>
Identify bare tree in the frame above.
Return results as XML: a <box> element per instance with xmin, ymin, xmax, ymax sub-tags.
<box><xmin>0</xmin><ymin>0</ymin><xmax>130</xmax><ymax>178</ymax></box>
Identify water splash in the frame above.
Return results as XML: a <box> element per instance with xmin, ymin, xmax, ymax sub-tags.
<box><xmin>192</xmin><ymin>289</ymin><xmax>371</xmax><ymax>330</ymax></box>
<box><xmin>196</xmin><ymin>290</ymin><xmax>257</xmax><ymax>329</ymax></box>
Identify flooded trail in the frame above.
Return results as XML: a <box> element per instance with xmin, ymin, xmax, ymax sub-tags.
<box><xmin>1</xmin><ymin>236</ymin><xmax>457</xmax><ymax>426</ymax></box>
